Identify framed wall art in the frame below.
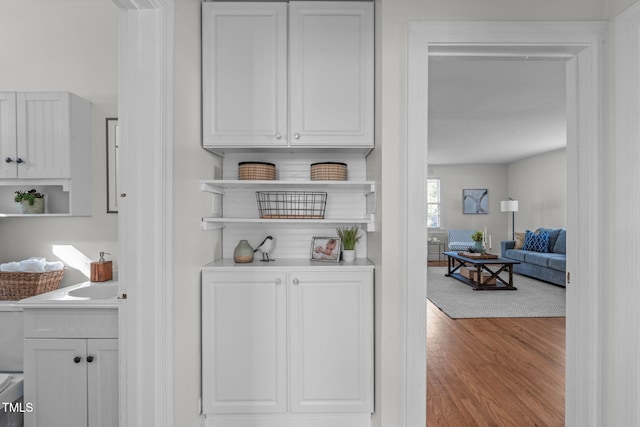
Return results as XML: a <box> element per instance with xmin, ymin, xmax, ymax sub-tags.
<box><xmin>463</xmin><ymin>189</ymin><xmax>488</xmax><ymax>214</ymax></box>
<box><xmin>106</xmin><ymin>117</ymin><xmax>119</xmax><ymax>213</ymax></box>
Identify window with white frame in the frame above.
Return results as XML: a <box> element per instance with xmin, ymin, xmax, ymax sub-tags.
<box><xmin>427</xmin><ymin>178</ymin><xmax>440</xmax><ymax>228</ymax></box>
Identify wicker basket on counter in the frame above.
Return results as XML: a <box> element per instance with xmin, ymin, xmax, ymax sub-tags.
<box><xmin>0</xmin><ymin>269</ymin><xmax>65</xmax><ymax>300</ymax></box>
<box><xmin>310</xmin><ymin>162</ymin><xmax>347</xmax><ymax>181</ymax></box>
<box><xmin>256</xmin><ymin>191</ymin><xmax>327</xmax><ymax>219</ymax></box>
<box><xmin>238</xmin><ymin>162</ymin><xmax>276</xmax><ymax>180</ymax></box>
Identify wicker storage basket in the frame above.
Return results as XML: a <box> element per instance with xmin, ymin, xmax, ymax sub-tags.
<box><xmin>0</xmin><ymin>269</ymin><xmax>64</xmax><ymax>300</ymax></box>
<box><xmin>256</xmin><ymin>191</ymin><xmax>327</xmax><ymax>219</ymax></box>
<box><xmin>310</xmin><ymin>162</ymin><xmax>347</xmax><ymax>181</ymax></box>
<box><xmin>238</xmin><ymin>162</ymin><xmax>276</xmax><ymax>180</ymax></box>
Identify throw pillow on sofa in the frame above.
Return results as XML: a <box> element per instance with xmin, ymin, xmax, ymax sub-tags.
<box><xmin>523</xmin><ymin>230</ymin><xmax>550</xmax><ymax>253</ymax></box>
<box><xmin>514</xmin><ymin>232</ymin><xmax>525</xmax><ymax>249</ymax></box>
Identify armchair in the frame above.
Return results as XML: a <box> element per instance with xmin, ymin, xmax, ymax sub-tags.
<box><xmin>447</xmin><ymin>229</ymin><xmax>475</xmax><ymax>251</ymax></box>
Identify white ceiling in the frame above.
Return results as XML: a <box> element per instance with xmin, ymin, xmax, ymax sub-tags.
<box><xmin>428</xmin><ymin>58</ymin><xmax>567</xmax><ymax>165</ymax></box>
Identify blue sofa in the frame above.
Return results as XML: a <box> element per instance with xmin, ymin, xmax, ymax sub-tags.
<box><xmin>500</xmin><ymin>228</ymin><xmax>566</xmax><ymax>287</ymax></box>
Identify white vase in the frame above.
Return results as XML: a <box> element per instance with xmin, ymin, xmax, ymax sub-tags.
<box><xmin>342</xmin><ymin>249</ymin><xmax>356</xmax><ymax>262</ymax></box>
<box><xmin>20</xmin><ymin>198</ymin><xmax>45</xmax><ymax>214</ymax></box>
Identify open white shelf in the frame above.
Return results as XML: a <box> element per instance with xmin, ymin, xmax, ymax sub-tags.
<box><xmin>201</xmin><ymin>179</ymin><xmax>375</xmax><ymax>193</ymax></box>
<box><xmin>200</xmin><ymin>179</ymin><xmax>377</xmax><ymax>232</ymax></box>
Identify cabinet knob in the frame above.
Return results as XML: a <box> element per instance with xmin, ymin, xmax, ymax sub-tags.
<box><xmin>293</xmin><ymin>133</ymin><xmax>300</xmax><ymax>140</ymax></box>
<box><xmin>292</xmin><ymin>278</ymin><xmax>299</xmax><ymax>285</ymax></box>
<box><xmin>4</xmin><ymin>157</ymin><xmax>12</xmax><ymax>163</ymax></box>
<box><xmin>87</xmin><ymin>355</ymin><xmax>94</xmax><ymax>363</ymax></box>
<box><xmin>275</xmin><ymin>278</ymin><xmax>282</xmax><ymax>285</ymax></box>
<box><xmin>74</xmin><ymin>356</ymin><xmax>82</xmax><ymax>364</ymax></box>
<box><xmin>15</xmin><ymin>158</ymin><xmax>24</xmax><ymax>164</ymax></box>
<box><xmin>275</xmin><ymin>133</ymin><xmax>282</xmax><ymax>140</ymax></box>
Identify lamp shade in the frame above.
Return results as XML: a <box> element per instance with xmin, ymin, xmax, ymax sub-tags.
<box><xmin>500</xmin><ymin>200</ymin><xmax>519</xmax><ymax>212</ymax></box>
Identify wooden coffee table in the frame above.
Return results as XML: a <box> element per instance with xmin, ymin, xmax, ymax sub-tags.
<box><xmin>443</xmin><ymin>251</ymin><xmax>520</xmax><ymax>290</ymax></box>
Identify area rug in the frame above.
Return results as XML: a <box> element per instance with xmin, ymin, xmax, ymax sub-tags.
<box><xmin>427</xmin><ymin>267</ymin><xmax>566</xmax><ymax>319</ymax></box>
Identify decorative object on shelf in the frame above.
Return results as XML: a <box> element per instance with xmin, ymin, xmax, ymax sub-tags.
<box><xmin>90</xmin><ymin>252</ymin><xmax>113</xmax><ymax>282</ymax></box>
<box><xmin>233</xmin><ymin>240</ymin><xmax>255</xmax><ymax>263</ymax></box>
<box><xmin>238</xmin><ymin>162</ymin><xmax>276</xmax><ymax>180</ymax></box>
<box><xmin>337</xmin><ymin>226</ymin><xmax>362</xmax><ymax>262</ymax></box>
<box><xmin>471</xmin><ymin>230</ymin><xmax>485</xmax><ymax>253</ymax></box>
<box><xmin>253</xmin><ymin>236</ymin><xmax>275</xmax><ymax>262</ymax></box>
<box><xmin>310</xmin><ymin>162</ymin><xmax>347</xmax><ymax>181</ymax></box>
<box><xmin>14</xmin><ymin>189</ymin><xmax>45</xmax><ymax>214</ymax></box>
<box><xmin>106</xmin><ymin>117</ymin><xmax>119</xmax><ymax>213</ymax></box>
<box><xmin>463</xmin><ymin>189</ymin><xmax>488</xmax><ymax>214</ymax></box>
<box><xmin>256</xmin><ymin>191</ymin><xmax>327</xmax><ymax>219</ymax></box>
<box><xmin>500</xmin><ymin>197</ymin><xmax>519</xmax><ymax>239</ymax></box>
<box><xmin>311</xmin><ymin>236</ymin><xmax>341</xmax><ymax>262</ymax></box>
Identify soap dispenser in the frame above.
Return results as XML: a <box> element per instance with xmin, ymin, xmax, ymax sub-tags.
<box><xmin>90</xmin><ymin>252</ymin><xmax>113</xmax><ymax>282</ymax></box>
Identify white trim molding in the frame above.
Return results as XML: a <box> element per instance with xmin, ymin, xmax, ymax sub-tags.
<box><xmin>407</xmin><ymin>21</ymin><xmax>608</xmax><ymax>427</ymax></box>
<box><xmin>114</xmin><ymin>1</ymin><xmax>174</xmax><ymax>426</ymax></box>
<box><xmin>609</xmin><ymin>4</ymin><xmax>640</xmax><ymax>426</ymax></box>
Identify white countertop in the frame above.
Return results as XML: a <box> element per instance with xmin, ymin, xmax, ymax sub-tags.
<box><xmin>202</xmin><ymin>258</ymin><xmax>375</xmax><ymax>271</ymax></box>
<box><xmin>17</xmin><ymin>280</ymin><xmax>120</xmax><ymax>309</ymax></box>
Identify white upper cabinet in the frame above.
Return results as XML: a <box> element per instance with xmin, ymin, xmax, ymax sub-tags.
<box><xmin>0</xmin><ymin>92</ymin><xmax>89</xmax><ymax>179</ymax></box>
<box><xmin>202</xmin><ymin>2</ymin><xmax>374</xmax><ymax>151</ymax></box>
<box><xmin>202</xmin><ymin>3</ymin><xmax>288</xmax><ymax>147</ymax></box>
<box><xmin>288</xmin><ymin>2</ymin><xmax>374</xmax><ymax>148</ymax></box>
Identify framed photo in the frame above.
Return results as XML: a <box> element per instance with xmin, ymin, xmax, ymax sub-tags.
<box><xmin>106</xmin><ymin>117</ymin><xmax>119</xmax><ymax>213</ymax></box>
<box><xmin>463</xmin><ymin>189</ymin><xmax>489</xmax><ymax>214</ymax></box>
<box><xmin>311</xmin><ymin>237</ymin><xmax>341</xmax><ymax>262</ymax></box>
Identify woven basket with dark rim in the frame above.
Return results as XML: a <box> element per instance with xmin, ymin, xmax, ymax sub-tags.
<box><xmin>310</xmin><ymin>162</ymin><xmax>347</xmax><ymax>181</ymax></box>
<box><xmin>238</xmin><ymin>162</ymin><xmax>276</xmax><ymax>180</ymax></box>
<box><xmin>0</xmin><ymin>269</ymin><xmax>65</xmax><ymax>300</ymax></box>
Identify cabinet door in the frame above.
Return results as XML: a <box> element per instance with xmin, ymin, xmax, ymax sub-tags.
<box><xmin>16</xmin><ymin>92</ymin><xmax>71</xmax><ymax>178</ymax></box>
<box><xmin>202</xmin><ymin>3</ymin><xmax>288</xmax><ymax>148</ymax></box>
<box><xmin>0</xmin><ymin>92</ymin><xmax>17</xmax><ymax>178</ymax></box>
<box><xmin>24</xmin><ymin>338</ymin><xmax>88</xmax><ymax>427</ymax></box>
<box><xmin>202</xmin><ymin>270</ymin><xmax>287</xmax><ymax>414</ymax></box>
<box><xmin>288</xmin><ymin>270</ymin><xmax>374</xmax><ymax>413</ymax></box>
<box><xmin>289</xmin><ymin>2</ymin><xmax>374</xmax><ymax>147</ymax></box>
<box><xmin>87</xmin><ymin>339</ymin><xmax>119</xmax><ymax>427</ymax></box>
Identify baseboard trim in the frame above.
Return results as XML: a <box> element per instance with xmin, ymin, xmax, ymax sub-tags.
<box><xmin>202</xmin><ymin>413</ymin><xmax>371</xmax><ymax>427</ymax></box>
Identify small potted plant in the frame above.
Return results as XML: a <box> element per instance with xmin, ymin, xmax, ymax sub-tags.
<box><xmin>14</xmin><ymin>189</ymin><xmax>45</xmax><ymax>214</ymax></box>
<box><xmin>336</xmin><ymin>226</ymin><xmax>362</xmax><ymax>262</ymax></box>
<box><xmin>471</xmin><ymin>230</ymin><xmax>485</xmax><ymax>253</ymax></box>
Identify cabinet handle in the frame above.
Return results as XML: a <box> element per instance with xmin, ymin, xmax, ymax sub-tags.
<box><xmin>293</xmin><ymin>133</ymin><xmax>300</xmax><ymax>140</ymax></box>
<box><xmin>275</xmin><ymin>133</ymin><xmax>282</xmax><ymax>140</ymax></box>
<box><xmin>73</xmin><ymin>356</ymin><xmax>82</xmax><ymax>364</ymax></box>
<box><xmin>292</xmin><ymin>278</ymin><xmax>299</xmax><ymax>285</ymax></box>
<box><xmin>87</xmin><ymin>355</ymin><xmax>94</xmax><ymax>363</ymax></box>
<box><xmin>15</xmin><ymin>158</ymin><xmax>24</xmax><ymax>164</ymax></box>
<box><xmin>275</xmin><ymin>278</ymin><xmax>282</xmax><ymax>285</ymax></box>
<box><xmin>4</xmin><ymin>157</ymin><xmax>13</xmax><ymax>163</ymax></box>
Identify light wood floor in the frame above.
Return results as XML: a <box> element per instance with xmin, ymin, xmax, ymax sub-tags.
<box><xmin>427</xmin><ymin>300</ymin><xmax>565</xmax><ymax>426</ymax></box>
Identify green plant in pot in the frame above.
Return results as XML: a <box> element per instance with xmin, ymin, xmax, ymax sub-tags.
<box><xmin>471</xmin><ymin>230</ymin><xmax>485</xmax><ymax>253</ymax></box>
<box><xmin>337</xmin><ymin>226</ymin><xmax>361</xmax><ymax>262</ymax></box>
<box><xmin>15</xmin><ymin>189</ymin><xmax>45</xmax><ymax>214</ymax></box>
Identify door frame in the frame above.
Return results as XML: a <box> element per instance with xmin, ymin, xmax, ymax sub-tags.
<box><xmin>407</xmin><ymin>21</ymin><xmax>608</xmax><ymax>426</ymax></box>
<box><xmin>113</xmin><ymin>1</ymin><xmax>174</xmax><ymax>427</ymax></box>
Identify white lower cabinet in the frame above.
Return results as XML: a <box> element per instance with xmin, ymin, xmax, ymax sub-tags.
<box><xmin>202</xmin><ymin>267</ymin><xmax>373</xmax><ymax>425</ymax></box>
<box><xmin>23</xmin><ymin>338</ymin><xmax>118</xmax><ymax>427</ymax></box>
<box><xmin>22</xmin><ymin>307</ymin><xmax>119</xmax><ymax>427</ymax></box>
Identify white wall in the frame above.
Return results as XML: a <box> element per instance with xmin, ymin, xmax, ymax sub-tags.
<box><xmin>0</xmin><ymin>0</ymin><xmax>118</xmax><ymax>287</ymax></box>
<box><xmin>428</xmin><ymin>164</ymin><xmax>509</xmax><ymax>249</ymax></box>
<box><xmin>507</xmin><ymin>149</ymin><xmax>567</xmax><ymax>232</ymax></box>
<box><xmin>173</xmin><ymin>0</ymin><xmax>221</xmax><ymax>424</ymax></box>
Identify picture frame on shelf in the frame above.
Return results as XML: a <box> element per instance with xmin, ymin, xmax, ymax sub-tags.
<box><xmin>311</xmin><ymin>236</ymin><xmax>341</xmax><ymax>262</ymax></box>
<box><xmin>463</xmin><ymin>188</ymin><xmax>489</xmax><ymax>214</ymax></box>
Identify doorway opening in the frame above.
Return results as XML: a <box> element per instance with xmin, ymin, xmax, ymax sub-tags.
<box><xmin>407</xmin><ymin>21</ymin><xmax>608</xmax><ymax>427</ymax></box>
